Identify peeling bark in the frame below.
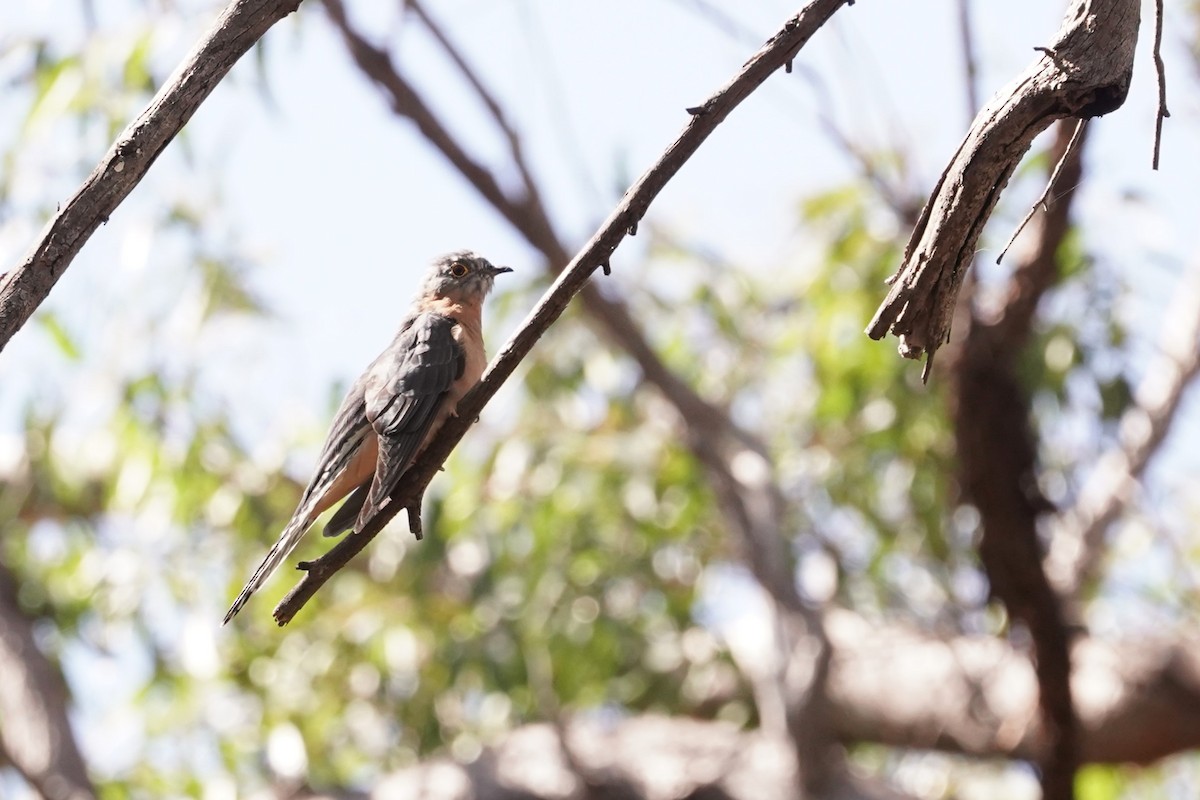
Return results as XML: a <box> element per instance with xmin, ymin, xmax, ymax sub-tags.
<box><xmin>866</xmin><ymin>0</ymin><xmax>1140</xmax><ymax>371</ymax></box>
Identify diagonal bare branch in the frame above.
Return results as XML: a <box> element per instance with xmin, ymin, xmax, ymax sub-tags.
<box><xmin>275</xmin><ymin>0</ymin><xmax>855</xmax><ymax>625</ymax></box>
<box><xmin>407</xmin><ymin>0</ymin><xmax>545</xmax><ymax>211</ymax></box>
<box><xmin>0</xmin><ymin>0</ymin><xmax>303</xmax><ymax>354</ymax></box>
<box><xmin>282</xmin><ymin>4</ymin><xmax>862</xmax><ymax>792</ymax></box>
<box><xmin>992</xmin><ymin>120</ymin><xmax>1089</xmax><ymax>344</ymax></box>
<box><xmin>996</xmin><ymin>118</ymin><xmax>1087</xmax><ymax>266</ymax></box>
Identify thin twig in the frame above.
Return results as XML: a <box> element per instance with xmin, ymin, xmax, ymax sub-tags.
<box><xmin>956</xmin><ymin>0</ymin><xmax>980</xmax><ymax>122</ymax></box>
<box><xmin>274</xmin><ymin>0</ymin><xmax>855</xmax><ymax>624</ymax></box>
<box><xmin>993</xmin><ymin>119</ymin><xmax>1089</xmax><ymax>344</ymax></box>
<box><xmin>1152</xmin><ymin>0</ymin><xmax>1170</xmax><ymax>170</ymax></box>
<box><xmin>683</xmin><ymin>0</ymin><xmax>922</xmax><ymax>220</ymax></box>
<box><xmin>0</xmin><ymin>0</ymin><xmax>302</xmax><ymax>354</ymax></box>
<box><xmin>996</xmin><ymin>118</ymin><xmax>1086</xmax><ymax>265</ymax></box>
<box><xmin>408</xmin><ymin>0</ymin><xmax>542</xmax><ymax>203</ymax></box>
<box><xmin>322</xmin><ymin>0</ymin><xmax>569</xmax><ymax>263</ymax></box>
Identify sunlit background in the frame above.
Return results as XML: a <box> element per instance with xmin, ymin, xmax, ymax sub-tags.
<box><xmin>1</xmin><ymin>0</ymin><xmax>1198</xmax><ymax>798</ymax></box>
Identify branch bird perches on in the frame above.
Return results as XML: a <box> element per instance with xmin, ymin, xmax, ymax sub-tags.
<box><xmin>273</xmin><ymin>0</ymin><xmax>856</xmax><ymax>625</ymax></box>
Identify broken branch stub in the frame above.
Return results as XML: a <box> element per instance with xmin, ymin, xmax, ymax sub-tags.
<box><xmin>865</xmin><ymin>0</ymin><xmax>1140</xmax><ymax>373</ymax></box>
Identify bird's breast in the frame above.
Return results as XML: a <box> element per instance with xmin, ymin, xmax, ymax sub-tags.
<box><xmin>451</xmin><ymin>321</ymin><xmax>487</xmax><ymax>402</ymax></box>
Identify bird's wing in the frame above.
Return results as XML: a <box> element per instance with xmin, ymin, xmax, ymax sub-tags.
<box><xmin>224</xmin><ymin>343</ymin><xmax>389</xmax><ymax>624</ymax></box>
<box><xmin>322</xmin><ymin>479</ymin><xmax>370</xmax><ymax>538</ymax></box>
<box><xmin>358</xmin><ymin>312</ymin><xmax>465</xmax><ymax>527</ymax></box>
<box><xmin>296</xmin><ymin>373</ymin><xmax>376</xmax><ymax>511</ymax></box>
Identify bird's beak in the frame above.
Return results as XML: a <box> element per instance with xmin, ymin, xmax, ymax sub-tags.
<box><xmin>489</xmin><ymin>265</ymin><xmax>514</xmax><ymax>276</ymax></box>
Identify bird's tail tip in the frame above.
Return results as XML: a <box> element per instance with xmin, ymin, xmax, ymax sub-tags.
<box><xmin>223</xmin><ymin>514</ymin><xmax>313</xmax><ymax>624</ymax></box>
<box><xmin>223</xmin><ymin>592</ymin><xmax>250</xmax><ymax>625</ymax></box>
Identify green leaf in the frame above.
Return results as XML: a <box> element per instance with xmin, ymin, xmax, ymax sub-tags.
<box><xmin>1076</xmin><ymin>764</ymin><xmax>1126</xmax><ymax>800</ymax></box>
<box><xmin>37</xmin><ymin>312</ymin><xmax>81</xmax><ymax>360</ymax></box>
<box><xmin>122</xmin><ymin>29</ymin><xmax>156</xmax><ymax>92</ymax></box>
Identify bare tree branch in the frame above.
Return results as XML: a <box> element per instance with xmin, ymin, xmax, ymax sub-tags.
<box><xmin>1152</xmin><ymin>0</ymin><xmax>1169</xmax><ymax>169</ymax></box>
<box><xmin>287</xmin><ymin>4</ymin><xmax>867</xmax><ymax>795</ymax></box>
<box><xmin>992</xmin><ymin>120</ymin><xmax>1089</xmax><ymax>343</ymax></box>
<box><xmin>321</xmin><ymin>0</ymin><xmax>568</xmax><ymax>262</ymax></box>
<box><xmin>666</xmin><ymin>2</ymin><xmax>922</xmax><ymax>222</ymax></box>
<box><xmin>866</xmin><ymin>0</ymin><xmax>1140</xmax><ymax>374</ymax></box>
<box><xmin>299</xmin><ymin>715</ymin><xmax>913</xmax><ymax>800</ymax></box>
<box><xmin>407</xmin><ymin>0</ymin><xmax>545</xmax><ymax>210</ymax></box>
<box><xmin>0</xmin><ymin>561</ymin><xmax>95</xmax><ymax>800</ymax></box>
<box><xmin>0</xmin><ymin>0</ymin><xmax>303</xmax><ymax>354</ymax></box>
<box><xmin>1046</xmin><ymin>268</ymin><xmax>1200</xmax><ymax>596</ymax></box>
<box><xmin>826</xmin><ymin>611</ymin><xmax>1200</xmax><ymax>764</ymax></box>
<box><xmin>276</xmin><ymin>0</ymin><xmax>856</xmax><ymax>624</ymax></box>
<box><xmin>947</xmin><ymin>118</ymin><xmax>1091</xmax><ymax>800</ymax></box>
<box><xmin>955</xmin><ymin>320</ymin><xmax>1078</xmax><ymax>799</ymax></box>
<box><xmin>302</xmin><ymin>618</ymin><xmax>1200</xmax><ymax>799</ymax></box>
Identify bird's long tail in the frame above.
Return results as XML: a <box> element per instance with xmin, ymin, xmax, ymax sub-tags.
<box><xmin>223</xmin><ymin>511</ymin><xmax>314</xmax><ymax>624</ymax></box>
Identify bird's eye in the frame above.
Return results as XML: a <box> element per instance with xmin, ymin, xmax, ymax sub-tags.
<box><xmin>449</xmin><ymin>262</ymin><xmax>469</xmax><ymax>278</ymax></box>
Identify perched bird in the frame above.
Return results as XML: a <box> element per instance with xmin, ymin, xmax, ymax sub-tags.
<box><xmin>224</xmin><ymin>251</ymin><xmax>511</xmax><ymax>623</ymax></box>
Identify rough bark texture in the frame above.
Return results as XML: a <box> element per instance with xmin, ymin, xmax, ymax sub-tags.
<box><xmin>866</xmin><ymin>0</ymin><xmax>1140</xmax><ymax>371</ymax></box>
<box><xmin>0</xmin><ymin>562</ymin><xmax>95</xmax><ymax>800</ymax></box>
<box><xmin>0</xmin><ymin>0</ymin><xmax>303</xmax><ymax>354</ymax></box>
<box><xmin>870</xmin><ymin>1</ymin><xmax>1146</xmax><ymax>789</ymax></box>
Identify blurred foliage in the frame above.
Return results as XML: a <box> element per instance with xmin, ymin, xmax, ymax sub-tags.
<box><xmin>1</xmin><ymin>3</ymin><xmax>1199</xmax><ymax>800</ymax></box>
<box><xmin>636</xmin><ymin>189</ymin><xmax>962</xmax><ymax>626</ymax></box>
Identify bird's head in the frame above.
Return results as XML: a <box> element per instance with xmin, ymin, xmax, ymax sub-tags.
<box><xmin>421</xmin><ymin>250</ymin><xmax>512</xmax><ymax>303</ymax></box>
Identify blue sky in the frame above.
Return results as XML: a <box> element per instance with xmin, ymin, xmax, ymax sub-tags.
<box><xmin>1</xmin><ymin>1</ymin><xmax>1196</xmax><ymax>610</ymax></box>
<box><xmin>2</xmin><ymin>0</ymin><xmax>1199</xmax><ymax>794</ymax></box>
<box><xmin>3</xmin><ymin>0</ymin><xmax>1190</xmax><ymax>435</ymax></box>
